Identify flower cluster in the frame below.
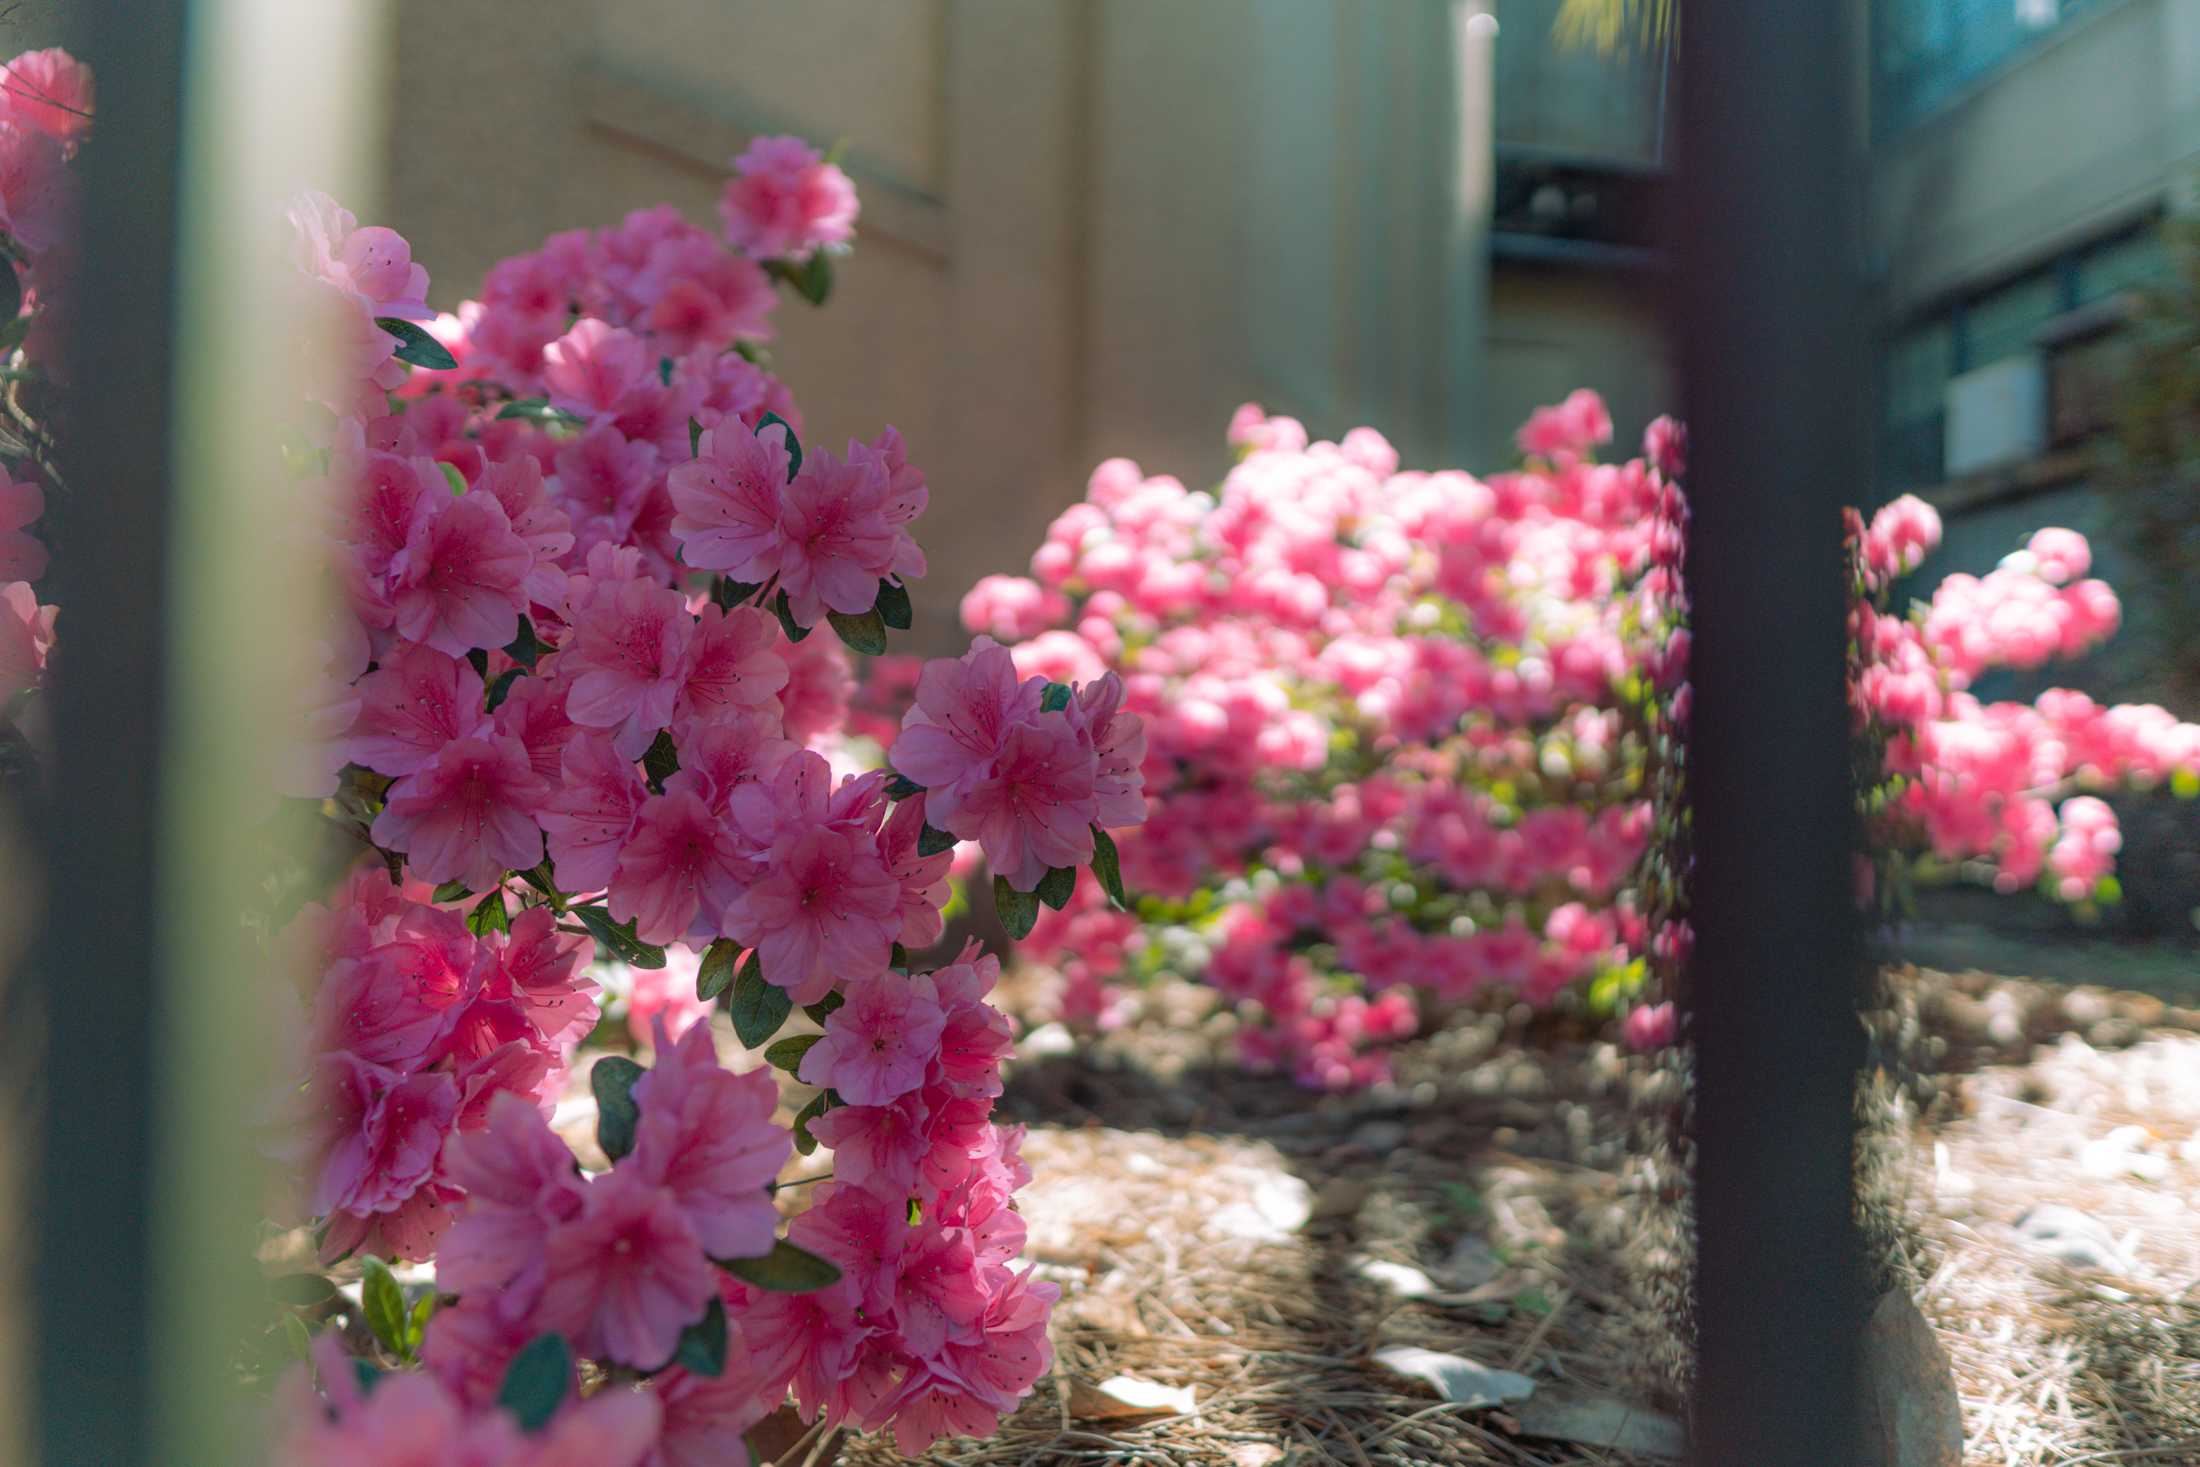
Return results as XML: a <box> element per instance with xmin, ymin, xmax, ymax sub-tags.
<box><xmin>889</xmin><ymin>397</ymin><xmax>1689</xmax><ymax>1087</ymax></box>
<box><xmin>279</xmin><ymin>865</ymin><xmax>596</xmax><ymax>1264</ymax></box>
<box><xmin>0</xmin><ymin>46</ymin><xmax>83</xmax><ymax>743</ymax></box>
<box><xmin>1850</xmin><ymin>500</ymin><xmax>2200</xmax><ymax>907</ymax></box>
<box><xmin>238</xmin><ymin>140</ymin><xmax>1131</xmax><ymax>1462</ymax></box>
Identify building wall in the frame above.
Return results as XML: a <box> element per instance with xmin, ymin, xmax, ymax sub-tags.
<box><xmin>382</xmin><ymin>0</ymin><xmax>1540</xmax><ymax>646</ymax></box>
<box><xmin>1872</xmin><ymin>0</ymin><xmax>2200</xmax><ymax>313</ymax></box>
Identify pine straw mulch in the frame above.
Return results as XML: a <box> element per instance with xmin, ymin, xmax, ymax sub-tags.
<box><xmin>820</xmin><ymin>965</ymin><xmax>2200</xmax><ymax>1467</ymax></box>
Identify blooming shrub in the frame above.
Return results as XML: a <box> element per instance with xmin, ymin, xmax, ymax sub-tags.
<box><xmin>5</xmin><ymin>67</ymin><xmax>1144</xmax><ymax>1459</ymax></box>
<box><xmin>938</xmin><ymin>396</ymin><xmax>2200</xmax><ymax>1087</ymax></box>
<box><xmin>1850</xmin><ymin>498</ymin><xmax>2200</xmax><ymax>912</ymax></box>
<box><xmin>919</xmin><ymin>395</ymin><xmax>1691</xmax><ymax>1089</ymax></box>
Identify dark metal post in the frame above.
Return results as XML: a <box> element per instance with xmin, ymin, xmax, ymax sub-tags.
<box><xmin>1676</xmin><ymin>3</ymin><xmax>1867</xmax><ymax>1464</ymax></box>
<box><xmin>34</xmin><ymin>6</ymin><xmax>190</xmax><ymax>1465</ymax></box>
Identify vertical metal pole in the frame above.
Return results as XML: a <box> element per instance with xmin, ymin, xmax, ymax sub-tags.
<box><xmin>1676</xmin><ymin>2</ymin><xmax>1866</xmax><ymax>1465</ymax></box>
<box><xmin>36</xmin><ymin>5</ymin><xmax>191</xmax><ymax>1464</ymax></box>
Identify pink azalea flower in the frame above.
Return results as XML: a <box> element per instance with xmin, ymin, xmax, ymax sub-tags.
<box><xmin>876</xmin><ymin>795</ymin><xmax>952</xmax><ymax>949</ymax></box>
<box><xmin>0</xmin><ymin>48</ymin><xmax>94</xmax><ymax>146</ymax></box>
<box><xmin>372</xmin><ymin>734</ymin><xmax>547</xmax><ymax>892</ymax></box>
<box><xmin>288</xmin><ymin>190</ymin><xmax>433</xmax><ymax>320</ymax></box>
<box><xmin>388</xmin><ymin>485</ymin><xmax>535</xmax><ymax>657</ymax></box>
<box><xmin>648</xmin><ymin>1366</ymin><xmax>774</xmax><ymax>1467</ymax></box>
<box><xmin>483</xmin><ymin>906</ymin><xmax>599</xmax><ymax>1049</ymax></box>
<box><xmin>723</xmin><ymin>1275</ymin><xmax>872</xmax><ymax>1421</ymax></box>
<box><xmin>556</xmin><ymin>424</ymin><xmax>661</xmax><ymax>553</ymax></box>
<box><xmin>1070</xmin><ymin>672</ymin><xmax>1148</xmax><ymax>829</ymax></box>
<box><xmin>945</xmin><ymin>719</ymin><xmax>1098</xmax><ymax>891</ymax></box>
<box><xmin>722</xmin><ymin>824</ymin><xmax>897</xmax><ymax>1004</ymax></box>
<box><xmin>538</xmin><ymin>732</ymin><xmax>648</xmax><ymax>894</ymax></box>
<box><xmin>562</xmin><ymin>575</ymin><xmax>695</xmax><ymax>758</ymax></box>
<box><xmin>492</xmin><ymin>672</ymin><xmax>578</xmax><ymax>784</ymax></box>
<box><xmin>786</xmin><ymin>1182</ymin><xmax>908</xmax><ymax>1317</ymax></box>
<box><xmin>771</xmin><ymin>447</ymin><xmax>897</xmax><ymax>624</ymax></box>
<box><xmin>805</xmin><ymin>1091</ymin><xmax>930</xmax><ymax>1198</ymax></box>
<box><xmin>674</xmin><ymin>603</ymin><xmax>786</xmax><ymax>737</ymax></box>
<box><xmin>609</xmin><ymin>788</ymin><xmax>751</xmax><ymax>945</ymax></box>
<box><xmin>625</xmin><ymin>951</ymin><xmax>716</xmax><ymax>1048</ymax></box>
<box><xmin>542</xmin><ymin>319</ymin><xmax>651</xmax><ymax>418</ymax></box>
<box><xmin>439</xmin><ymin>1090</ymin><xmax>586</xmax><ymax>1317</ymax></box>
<box><xmin>0</xmin><ymin>470</ymin><xmax>46</xmax><ymax>581</ymax></box>
<box><xmin>477</xmin><ymin>454</ymin><xmax>576</xmax><ymax>608</ymax></box>
<box><xmin>630</xmin><ymin>1015</ymin><xmax>791</xmax><ymax>1258</ymax></box>
<box><xmin>889</xmin><ymin>639</ymin><xmax>1041</xmax><ymax>794</ymax></box>
<box><xmin>666</xmin><ymin>419</ymin><xmax>795</xmax><ymax>585</ymax></box>
<box><xmin>343</xmin><ymin>641</ymin><xmax>490</xmax><ymax>775</ymax></box>
<box><xmin>537</xmin><ymin>1163</ymin><xmax>717</xmax><ymax>1372</ymax></box>
<box><xmin>304</xmin><ymin>1051</ymin><xmax>457</xmax><ymax>1219</ymax></box>
<box><xmin>889</xmin><ymin>1222</ymin><xmax>988</xmax><ymax>1359</ymax></box>
<box><xmin>663</xmin><ymin>711</ymin><xmax>794</xmax><ymax>815</ymax></box>
<box><xmin>718</xmin><ymin>135</ymin><xmax>859</xmax><ymax>261</ymax></box>
<box><xmin>0</xmin><ymin>579</ymin><xmax>53</xmax><ymax>704</ymax></box>
<box><xmin>0</xmin><ymin>121</ymin><xmax>68</xmax><ymax>254</ymax></box>
<box><xmin>797</xmin><ymin>970</ymin><xmax>945</xmax><ymax>1107</ymax></box>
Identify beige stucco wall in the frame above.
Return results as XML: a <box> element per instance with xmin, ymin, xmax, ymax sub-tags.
<box><xmin>380</xmin><ymin>0</ymin><xmax>1587</xmax><ymax>646</ymax></box>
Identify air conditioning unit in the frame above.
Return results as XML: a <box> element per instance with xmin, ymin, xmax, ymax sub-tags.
<box><xmin>1943</xmin><ymin>353</ymin><xmax>2046</xmax><ymax>477</ymax></box>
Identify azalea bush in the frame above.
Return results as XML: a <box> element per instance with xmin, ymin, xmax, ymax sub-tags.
<box><xmin>9</xmin><ymin>60</ymin><xmax>1151</xmax><ymax>1460</ymax></box>
<box><xmin>1849</xmin><ymin>496</ymin><xmax>2200</xmax><ymax>917</ymax></box>
<box><xmin>926</xmin><ymin>395</ymin><xmax>2200</xmax><ymax>1090</ymax></box>
<box><xmin>906</xmin><ymin>395</ymin><xmax>1692</xmax><ymax>1089</ymax></box>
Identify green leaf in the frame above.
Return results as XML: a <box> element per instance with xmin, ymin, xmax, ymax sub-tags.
<box><xmin>438</xmin><ymin>461</ymin><xmax>467</xmax><ymax>496</ymax></box>
<box><xmin>1090</xmin><ymin>826</ymin><xmax>1128</xmax><ymax>910</ymax></box>
<box><xmin>728</xmin><ymin>952</ymin><xmax>791</xmax><ymax>1048</ymax></box>
<box><xmin>875</xmin><ymin>578</ymin><xmax>913</xmax><ymax>631</ymax></box>
<box><xmin>659</xmin><ymin>355</ymin><xmax>675</xmax><ymax>386</ymax></box>
<box><xmin>433</xmin><ymin>879</ymin><xmax>474</xmax><ymax>904</ymax></box>
<box><xmin>359</xmin><ymin>1257</ymin><xmax>408</xmax><ymax>1359</ymax></box>
<box><xmin>516</xmin><ymin>862</ymin><xmax>558</xmax><ymax>900</ymax></box>
<box><xmin>405</xmin><ymin>1292</ymin><xmax>437</xmax><ymax>1356</ymax></box>
<box><xmin>0</xmin><ymin>256</ymin><xmax>21</xmax><ymax>329</ymax></box>
<box><xmin>467</xmin><ymin>647</ymin><xmax>490</xmax><ymax>681</ymax></box>
<box><xmin>713</xmin><ymin>576</ymin><xmax>764</xmax><ymax>610</ymax></box>
<box><xmin>791</xmin><ymin>1089</ymin><xmax>833</xmax><ymax>1155</ymax></box>
<box><xmin>884</xmin><ymin>773</ymin><xmax>924</xmax><ymax>800</ymax></box>
<box><xmin>351</xmin><ymin>1357</ymin><xmax>384</xmax><ymax>1396</ymax></box>
<box><xmin>642</xmin><ymin>729</ymin><xmax>681</xmax><ymax>792</ymax></box>
<box><xmin>995</xmin><ymin>876</ymin><xmax>1039</xmax><ymax>940</ymax></box>
<box><xmin>888</xmin><ymin>943</ymin><xmax>910</xmax><ymax>970</ymax></box>
<box><xmin>590</xmin><ymin>1056</ymin><xmax>646</xmax><ymax>1162</ymax></box>
<box><xmin>375</xmin><ymin>316</ymin><xmax>458</xmax><ymax>371</ymax></box>
<box><xmin>495</xmin><ymin>397</ymin><xmax>582</xmax><ymax>426</ymax></box>
<box><xmin>503</xmin><ymin>615</ymin><xmax>542</xmax><ymax>670</ymax></box>
<box><xmin>572</xmin><ymin>904</ymin><xmax>667</xmax><ymax>969</ymax></box>
<box><xmin>793</xmin><ymin>251</ymin><xmax>834</xmax><ymax>306</ymax></box>
<box><xmin>757</xmin><ymin>411</ymin><xmax>803</xmax><ymax>478</ymax></box>
<box><xmin>1039</xmin><ymin>681</ymin><xmax>1074</xmax><ymax>713</ymax></box>
<box><xmin>673</xmin><ymin>1295</ymin><xmax>728</xmax><ymax>1379</ymax></box>
<box><xmin>281</xmin><ymin>1312</ymin><xmax>313</xmax><ymax>1361</ymax></box>
<box><xmin>772</xmin><ymin>589</ymin><xmax>811</xmax><ymax>643</ymax></box>
<box><xmin>0</xmin><ymin>311</ymin><xmax>33</xmax><ymax>358</ymax></box>
<box><xmin>688</xmin><ymin>416</ymin><xmax>703</xmax><ymax>459</ymax></box>
<box><xmin>826</xmin><ymin>608</ymin><xmax>888</xmax><ymax>656</ymax></box>
<box><xmin>764</xmin><ymin>1033</ymin><xmax>821</xmax><ymax>1072</ymax></box>
<box><xmin>917</xmin><ymin>822</ymin><xmax>958</xmax><ymax>857</ymax></box>
<box><xmin>484</xmin><ymin>667</ymin><xmax>525</xmax><ymax>712</ymax></box>
<box><xmin>497</xmin><ymin>1333</ymin><xmax>571</xmax><ymax>1433</ymax></box>
<box><xmin>1035</xmin><ymin>864</ymin><xmax>1077</xmax><ymax>911</ymax></box>
<box><xmin>716</xmin><ymin>1238</ymin><xmax>843</xmax><ymax>1293</ymax></box>
<box><xmin>804</xmin><ymin>989</ymin><xmax>845</xmax><ymax>1025</ymax></box>
<box><xmin>696</xmin><ymin>938</ymin><xmax>741</xmax><ymax>1003</ymax></box>
<box><xmin>466</xmin><ymin>889</ymin><xmax>510</xmax><ymax>937</ymax></box>
<box><xmin>268</xmin><ymin>1272</ymin><xmax>338</xmax><ymax>1308</ymax></box>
